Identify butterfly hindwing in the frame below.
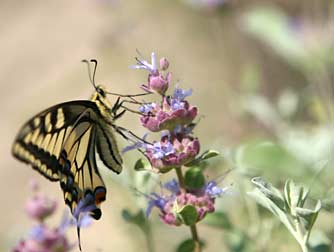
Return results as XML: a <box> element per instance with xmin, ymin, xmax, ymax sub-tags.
<box><xmin>58</xmin><ymin>113</ymin><xmax>106</xmax><ymax>219</ymax></box>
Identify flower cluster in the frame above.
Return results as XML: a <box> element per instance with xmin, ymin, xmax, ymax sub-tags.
<box><xmin>127</xmin><ymin>52</ymin><xmax>228</xmax><ymax>227</ymax></box>
<box><xmin>146</xmin><ymin>179</ymin><xmax>227</xmax><ymax>226</ymax></box>
<box><xmin>13</xmin><ymin>181</ymin><xmax>92</xmax><ymax>252</ymax></box>
<box><xmin>129</xmin><ymin>52</ymin><xmax>199</xmax><ymax>172</ymax></box>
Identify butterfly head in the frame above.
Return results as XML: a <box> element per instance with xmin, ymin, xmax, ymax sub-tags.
<box><xmin>96</xmin><ymin>85</ymin><xmax>107</xmax><ymax>98</ymax></box>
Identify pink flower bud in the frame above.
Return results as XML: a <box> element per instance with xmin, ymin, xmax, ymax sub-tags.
<box><xmin>148</xmin><ymin>74</ymin><xmax>169</xmax><ymax>95</ymax></box>
<box><xmin>159</xmin><ymin>57</ymin><xmax>169</xmax><ymax>70</ymax></box>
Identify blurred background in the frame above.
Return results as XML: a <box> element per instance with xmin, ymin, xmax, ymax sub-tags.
<box><xmin>1</xmin><ymin>0</ymin><xmax>333</xmax><ymax>251</ymax></box>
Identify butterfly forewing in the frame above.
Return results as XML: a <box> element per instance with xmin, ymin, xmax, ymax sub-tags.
<box><xmin>12</xmin><ymin>100</ymin><xmax>123</xmax><ymax>219</ymax></box>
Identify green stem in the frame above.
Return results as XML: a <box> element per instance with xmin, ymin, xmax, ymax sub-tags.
<box><xmin>175</xmin><ymin>167</ymin><xmax>186</xmax><ymax>192</ymax></box>
<box><xmin>175</xmin><ymin>167</ymin><xmax>201</xmax><ymax>252</ymax></box>
<box><xmin>294</xmin><ymin>217</ymin><xmax>309</xmax><ymax>252</ymax></box>
<box><xmin>145</xmin><ymin>224</ymin><xmax>155</xmax><ymax>252</ymax></box>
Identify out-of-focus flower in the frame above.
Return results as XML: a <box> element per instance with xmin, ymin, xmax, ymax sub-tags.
<box><xmin>184</xmin><ymin>0</ymin><xmax>227</xmax><ymax>11</ymax></box>
<box><xmin>145</xmin><ymin>135</ymin><xmax>200</xmax><ymax>172</ymax></box>
<box><xmin>13</xmin><ymin>224</ymin><xmax>74</xmax><ymax>252</ymax></box>
<box><xmin>146</xmin><ymin>193</ymin><xmax>169</xmax><ymax>217</ymax></box>
<box><xmin>25</xmin><ymin>195</ymin><xmax>57</xmax><ymax>222</ymax></box>
<box><xmin>146</xmin><ymin>179</ymin><xmax>227</xmax><ymax>226</ymax></box>
<box><xmin>13</xmin><ymin>181</ymin><xmax>93</xmax><ymax>252</ymax></box>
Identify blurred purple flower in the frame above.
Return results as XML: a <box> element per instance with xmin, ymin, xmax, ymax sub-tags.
<box><xmin>13</xmin><ymin>181</ymin><xmax>93</xmax><ymax>252</ymax></box>
<box><xmin>164</xmin><ymin>179</ymin><xmax>180</xmax><ymax>194</ymax></box>
<box><xmin>13</xmin><ymin>224</ymin><xmax>74</xmax><ymax>252</ymax></box>
<box><xmin>25</xmin><ymin>194</ymin><xmax>57</xmax><ymax>222</ymax></box>
<box><xmin>146</xmin><ymin>193</ymin><xmax>169</xmax><ymax>217</ymax></box>
<box><xmin>173</xmin><ymin>87</ymin><xmax>193</xmax><ymax>101</ymax></box>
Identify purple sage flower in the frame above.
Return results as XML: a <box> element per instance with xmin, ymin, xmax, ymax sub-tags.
<box><xmin>145</xmin><ymin>135</ymin><xmax>200</xmax><ymax>172</ymax></box>
<box><xmin>145</xmin><ymin>178</ymin><xmax>226</xmax><ymax>226</ymax></box>
<box><xmin>132</xmin><ymin>52</ymin><xmax>172</xmax><ymax>95</ymax></box>
<box><xmin>140</xmin><ymin>96</ymin><xmax>197</xmax><ymax>132</ymax></box>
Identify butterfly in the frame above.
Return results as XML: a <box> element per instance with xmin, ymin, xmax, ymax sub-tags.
<box><xmin>11</xmin><ymin>60</ymin><xmax>136</xmax><ymax>223</ymax></box>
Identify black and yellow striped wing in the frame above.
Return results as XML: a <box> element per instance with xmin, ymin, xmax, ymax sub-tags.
<box><xmin>12</xmin><ymin>100</ymin><xmax>122</xmax><ymax>219</ymax></box>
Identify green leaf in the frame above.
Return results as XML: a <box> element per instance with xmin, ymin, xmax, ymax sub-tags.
<box><xmin>251</xmin><ymin>177</ymin><xmax>285</xmax><ymax>210</ymax></box>
<box><xmin>202</xmin><ymin>211</ymin><xmax>232</xmax><ymax>230</ymax></box>
<box><xmin>284</xmin><ymin>180</ymin><xmax>309</xmax><ymax>216</ymax></box>
<box><xmin>248</xmin><ymin>188</ymin><xmax>296</xmax><ymax>239</ymax></box>
<box><xmin>236</xmin><ymin>141</ymin><xmax>305</xmax><ymax>181</ymax></box>
<box><xmin>177</xmin><ymin>205</ymin><xmax>198</xmax><ymax>226</ymax></box>
<box><xmin>321</xmin><ymin>187</ymin><xmax>334</xmax><ymax>212</ymax></box>
<box><xmin>184</xmin><ymin>149</ymin><xmax>219</xmax><ymax>167</ymax></box>
<box><xmin>121</xmin><ymin>209</ymin><xmax>148</xmax><ymax>232</ymax></box>
<box><xmin>295</xmin><ymin>200</ymin><xmax>321</xmax><ymax>231</ymax></box>
<box><xmin>184</xmin><ymin>167</ymin><xmax>205</xmax><ymax>189</ymax></box>
<box><xmin>176</xmin><ymin>239</ymin><xmax>205</xmax><ymax>252</ymax></box>
<box><xmin>134</xmin><ymin>158</ymin><xmax>151</xmax><ymax>171</ymax></box>
<box><xmin>242</xmin><ymin>6</ymin><xmax>305</xmax><ymax>64</ymax></box>
<box><xmin>225</xmin><ymin>230</ymin><xmax>248</xmax><ymax>252</ymax></box>
<box><xmin>200</xmin><ymin>150</ymin><xmax>220</xmax><ymax>160</ymax></box>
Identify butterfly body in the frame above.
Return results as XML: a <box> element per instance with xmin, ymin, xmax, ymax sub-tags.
<box><xmin>12</xmin><ymin>85</ymin><xmax>122</xmax><ymax>220</ymax></box>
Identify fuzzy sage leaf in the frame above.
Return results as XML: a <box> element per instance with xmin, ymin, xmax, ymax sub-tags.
<box><xmin>184</xmin><ymin>167</ymin><xmax>205</xmax><ymax>189</ymax></box>
<box><xmin>177</xmin><ymin>205</ymin><xmax>198</xmax><ymax>226</ymax></box>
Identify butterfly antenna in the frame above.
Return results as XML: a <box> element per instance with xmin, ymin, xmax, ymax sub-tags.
<box><xmin>82</xmin><ymin>59</ymin><xmax>98</xmax><ymax>90</ymax></box>
<box><xmin>90</xmin><ymin>59</ymin><xmax>98</xmax><ymax>89</ymax></box>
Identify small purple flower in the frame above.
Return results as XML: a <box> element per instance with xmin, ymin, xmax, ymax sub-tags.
<box><xmin>204</xmin><ymin>181</ymin><xmax>227</xmax><ymax>198</ymax></box>
<box><xmin>164</xmin><ymin>179</ymin><xmax>180</xmax><ymax>194</ymax></box>
<box><xmin>173</xmin><ymin>87</ymin><xmax>193</xmax><ymax>101</ymax></box>
<box><xmin>139</xmin><ymin>103</ymin><xmax>155</xmax><ymax>114</ymax></box>
<box><xmin>170</xmin><ymin>99</ymin><xmax>185</xmax><ymax>111</ymax></box>
<box><xmin>122</xmin><ymin>133</ymin><xmax>149</xmax><ymax>154</ymax></box>
<box><xmin>131</xmin><ymin>52</ymin><xmax>158</xmax><ymax>72</ymax></box>
<box><xmin>146</xmin><ymin>193</ymin><xmax>169</xmax><ymax>217</ymax></box>
<box><xmin>72</xmin><ymin>195</ymin><xmax>96</xmax><ymax>226</ymax></box>
<box><xmin>147</xmin><ymin>141</ymin><xmax>175</xmax><ymax>159</ymax></box>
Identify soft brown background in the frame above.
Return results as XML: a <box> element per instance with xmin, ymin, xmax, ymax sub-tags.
<box><xmin>1</xmin><ymin>0</ymin><xmax>333</xmax><ymax>251</ymax></box>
